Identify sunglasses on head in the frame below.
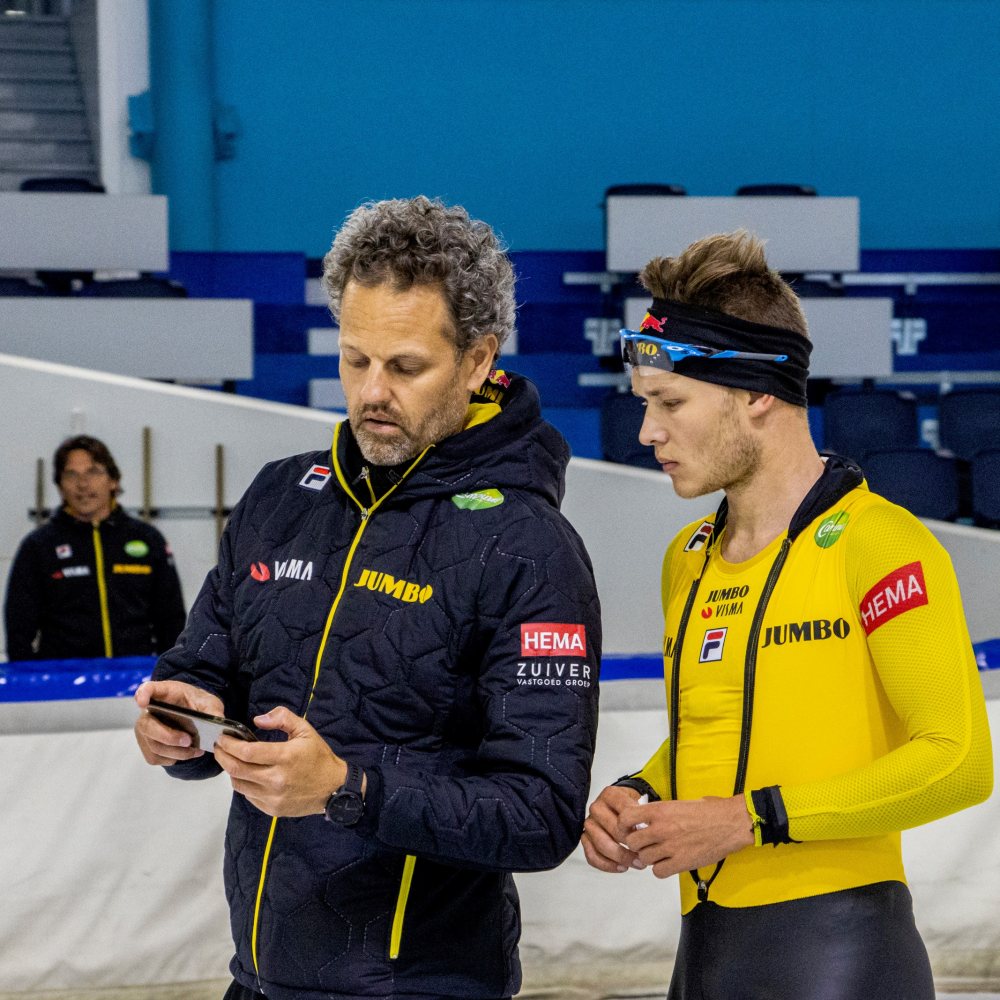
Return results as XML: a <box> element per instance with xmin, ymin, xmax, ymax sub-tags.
<box><xmin>620</xmin><ymin>329</ymin><xmax>789</xmax><ymax>374</ymax></box>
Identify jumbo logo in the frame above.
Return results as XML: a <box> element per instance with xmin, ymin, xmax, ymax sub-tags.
<box><xmin>354</xmin><ymin>568</ymin><xmax>433</xmax><ymax>604</ymax></box>
<box><xmin>761</xmin><ymin>618</ymin><xmax>851</xmax><ymax>648</ymax></box>
<box><xmin>636</xmin><ymin>342</ymin><xmax>660</xmax><ymax>356</ymax></box>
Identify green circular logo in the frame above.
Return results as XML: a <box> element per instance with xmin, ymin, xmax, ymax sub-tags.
<box><xmin>451</xmin><ymin>488</ymin><xmax>504</xmax><ymax>511</ymax></box>
<box><xmin>814</xmin><ymin>511</ymin><xmax>849</xmax><ymax>548</ymax></box>
<box><xmin>125</xmin><ymin>539</ymin><xmax>150</xmax><ymax>558</ymax></box>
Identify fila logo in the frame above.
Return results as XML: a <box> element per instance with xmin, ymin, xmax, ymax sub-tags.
<box><xmin>859</xmin><ymin>562</ymin><xmax>928</xmax><ymax>635</ymax></box>
<box><xmin>299</xmin><ymin>465</ymin><xmax>332</xmax><ymax>491</ymax></box>
<box><xmin>250</xmin><ymin>559</ymin><xmax>314</xmax><ymax>582</ymax></box>
<box><xmin>684</xmin><ymin>521</ymin><xmax>714</xmax><ymax>552</ymax></box>
<box><xmin>699</xmin><ymin>628</ymin><xmax>727</xmax><ymax>663</ymax></box>
<box><xmin>354</xmin><ymin>568</ymin><xmax>432</xmax><ymax>603</ymax></box>
<box><xmin>56</xmin><ymin>544</ymin><xmax>72</xmax><ymax>559</ymax></box>
<box><xmin>521</xmin><ymin>623</ymin><xmax>587</xmax><ymax>657</ymax></box>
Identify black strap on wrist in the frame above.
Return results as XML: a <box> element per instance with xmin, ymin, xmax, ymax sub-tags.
<box><xmin>750</xmin><ymin>785</ymin><xmax>797</xmax><ymax>846</ymax></box>
<box><xmin>613</xmin><ymin>775</ymin><xmax>660</xmax><ymax>801</ymax></box>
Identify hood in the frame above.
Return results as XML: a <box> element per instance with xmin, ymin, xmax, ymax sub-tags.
<box><xmin>711</xmin><ymin>452</ymin><xmax>865</xmax><ymax>544</ymax></box>
<box><xmin>333</xmin><ymin>372</ymin><xmax>570</xmax><ymax>509</ymax></box>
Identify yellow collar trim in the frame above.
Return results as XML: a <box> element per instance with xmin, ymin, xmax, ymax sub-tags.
<box><xmin>463</xmin><ymin>402</ymin><xmax>501</xmax><ymax>430</ymax></box>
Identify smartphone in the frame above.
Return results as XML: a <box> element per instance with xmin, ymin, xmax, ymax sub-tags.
<box><xmin>147</xmin><ymin>698</ymin><xmax>258</xmax><ymax>751</ymax></box>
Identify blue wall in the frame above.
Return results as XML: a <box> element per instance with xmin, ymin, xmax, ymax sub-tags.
<box><xmin>150</xmin><ymin>0</ymin><xmax>1000</xmax><ymax>253</ymax></box>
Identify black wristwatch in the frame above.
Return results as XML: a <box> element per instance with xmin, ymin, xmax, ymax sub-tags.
<box><xmin>324</xmin><ymin>761</ymin><xmax>365</xmax><ymax>827</ymax></box>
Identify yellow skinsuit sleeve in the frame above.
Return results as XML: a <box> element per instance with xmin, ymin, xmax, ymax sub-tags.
<box><xmin>781</xmin><ymin>503</ymin><xmax>993</xmax><ymax>841</ymax></box>
<box><xmin>634</xmin><ymin>737</ymin><xmax>672</xmax><ymax>800</ymax></box>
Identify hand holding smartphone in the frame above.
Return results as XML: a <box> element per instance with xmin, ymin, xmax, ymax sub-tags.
<box><xmin>147</xmin><ymin>698</ymin><xmax>257</xmax><ymax>752</ymax></box>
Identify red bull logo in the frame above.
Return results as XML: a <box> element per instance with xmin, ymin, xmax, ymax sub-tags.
<box><xmin>488</xmin><ymin>368</ymin><xmax>511</xmax><ymax>388</ymax></box>
<box><xmin>639</xmin><ymin>312</ymin><xmax>666</xmax><ymax>334</ymax></box>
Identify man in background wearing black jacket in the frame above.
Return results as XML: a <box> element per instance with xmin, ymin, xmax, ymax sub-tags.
<box><xmin>134</xmin><ymin>197</ymin><xmax>601</xmax><ymax>1000</ymax></box>
<box><xmin>5</xmin><ymin>434</ymin><xmax>185</xmax><ymax>661</ymax></box>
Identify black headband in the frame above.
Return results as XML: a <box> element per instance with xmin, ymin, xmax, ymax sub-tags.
<box><xmin>643</xmin><ymin>298</ymin><xmax>811</xmax><ymax>407</ymax></box>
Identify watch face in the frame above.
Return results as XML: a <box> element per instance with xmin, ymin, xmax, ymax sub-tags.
<box><xmin>326</xmin><ymin>791</ymin><xmax>364</xmax><ymax>827</ymax></box>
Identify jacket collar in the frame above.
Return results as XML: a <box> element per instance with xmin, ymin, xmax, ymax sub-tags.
<box><xmin>710</xmin><ymin>452</ymin><xmax>864</xmax><ymax>548</ymax></box>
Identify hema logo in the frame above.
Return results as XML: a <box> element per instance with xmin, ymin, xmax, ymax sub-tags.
<box><xmin>353</xmin><ymin>568</ymin><xmax>433</xmax><ymax>604</ymax></box>
<box><xmin>520</xmin><ymin>623</ymin><xmax>587</xmax><ymax>657</ymax></box>
<box><xmin>859</xmin><ymin>561</ymin><xmax>927</xmax><ymax>635</ymax></box>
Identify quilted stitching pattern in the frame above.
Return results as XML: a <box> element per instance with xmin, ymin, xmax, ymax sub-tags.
<box><xmin>155</xmin><ymin>377</ymin><xmax>600</xmax><ymax>1000</ymax></box>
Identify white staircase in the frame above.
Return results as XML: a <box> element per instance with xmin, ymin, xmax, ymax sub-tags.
<box><xmin>0</xmin><ymin>12</ymin><xmax>97</xmax><ymax>190</ymax></box>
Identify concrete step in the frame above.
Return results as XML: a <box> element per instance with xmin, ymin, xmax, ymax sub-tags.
<box><xmin>0</xmin><ymin>40</ymin><xmax>70</xmax><ymax>54</ymax></box>
<box><xmin>0</xmin><ymin>96</ymin><xmax>83</xmax><ymax>112</ymax></box>
<box><xmin>0</xmin><ymin>136</ymin><xmax>93</xmax><ymax>166</ymax></box>
<box><xmin>0</xmin><ymin>76</ymin><xmax>80</xmax><ymax>103</ymax></box>
<box><xmin>0</xmin><ymin>16</ymin><xmax>70</xmax><ymax>48</ymax></box>
<box><xmin>0</xmin><ymin>49</ymin><xmax>75</xmax><ymax>74</ymax></box>
<box><xmin>0</xmin><ymin>108</ymin><xmax>87</xmax><ymax>135</ymax></box>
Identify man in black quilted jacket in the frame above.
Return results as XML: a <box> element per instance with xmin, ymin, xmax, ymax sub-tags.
<box><xmin>133</xmin><ymin>196</ymin><xmax>601</xmax><ymax>1000</ymax></box>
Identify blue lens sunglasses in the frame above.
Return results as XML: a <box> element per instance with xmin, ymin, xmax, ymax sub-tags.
<box><xmin>620</xmin><ymin>329</ymin><xmax>788</xmax><ymax>373</ymax></box>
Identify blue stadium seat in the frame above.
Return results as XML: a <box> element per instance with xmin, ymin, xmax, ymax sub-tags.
<box><xmin>19</xmin><ymin>176</ymin><xmax>105</xmax><ymax>193</ymax></box>
<box><xmin>823</xmin><ymin>389</ymin><xmax>918</xmax><ymax>464</ymax></box>
<box><xmin>735</xmin><ymin>184</ymin><xmax>817</xmax><ymax>196</ymax></box>
<box><xmin>970</xmin><ymin>448</ymin><xmax>1000</xmax><ymax>527</ymax></box>
<box><xmin>862</xmin><ymin>448</ymin><xmax>960</xmax><ymax>521</ymax></box>
<box><xmin>937</xmin><ymin>389</ymin><xmax>1000</xmax><ymax>461</ymax></box>
<box><xmin>77</xmin><ymin>276</ymin><xmax>187</xmax><ymax>297</ymax></box>
<box><xmin>0</xmin><ymin>276</ymin><xmax>48</xmax><ymax>296</ymax></box>
<box><xmin>600</xmin><ymin>391</ymin><xmax>661</xmax><ymax>470</ymax></box>
<box><xmin>604</xmin><ymin>183</ymin><xmax>686</xmax><ymax>198</ymax></box>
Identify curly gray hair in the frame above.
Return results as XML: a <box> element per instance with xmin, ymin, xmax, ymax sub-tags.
<box><xmin>322</xmin><ymin>196</ymin><xmax>516</xmax><ymax>353</ymax></box>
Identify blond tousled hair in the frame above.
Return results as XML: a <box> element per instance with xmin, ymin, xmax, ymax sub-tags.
<box><xmin>639</xmin><ymin>230</ymin><xmax>809</xmax><ymax>338</ymax></box>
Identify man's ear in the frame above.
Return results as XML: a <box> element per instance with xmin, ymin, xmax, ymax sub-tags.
<box><xmin>464</xmin><ymin>333</ymin><xmax>500</xmax><ymax>393</ymax></box>
<box><xmin>746</xmin><ymin>391</ymin><xmax>777</xmax><ymax>413</ymax></box>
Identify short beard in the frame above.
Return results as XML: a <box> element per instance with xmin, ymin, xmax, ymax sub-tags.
<box><xmin>675</xmin><ymin>392</ymin><xmax>761</xmax><ymax>499</ymax></box>
<box><xmin>703</xmin><ymin>395</ymin><xmax>761</xmax><ymax>495</ymax></box>
<box><xmin>351</xmin><ymin>391</ymin><xmax>470</xmax><ymax>467</ymax></box>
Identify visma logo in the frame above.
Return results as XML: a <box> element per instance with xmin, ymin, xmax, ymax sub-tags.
<box><xmin>353</xmin><ymin>568</ymin><xmax>432</xmax><ymax>604</ymax></box>
<box><xmin>250</xmin><ymin>559</ymin><xmax>314</xmax><ymax>582</ymax></box>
